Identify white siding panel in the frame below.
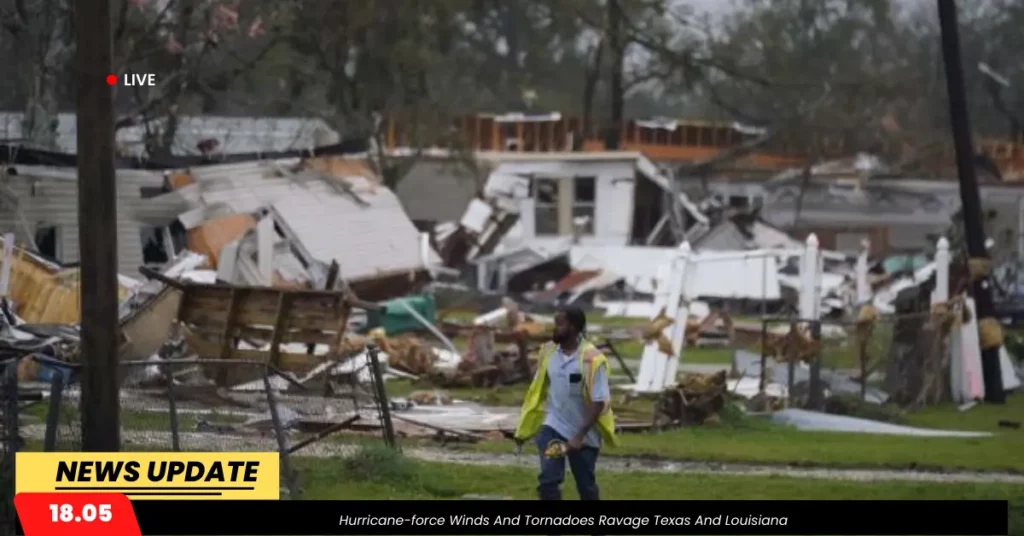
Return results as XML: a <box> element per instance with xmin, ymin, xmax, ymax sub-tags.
<box><xmin>485</xmin><ymin>159</ymin><xmax>637</xmax><ymax>247</ymax></box>
<box><xmin>0</xmin><ymin>168</ymin><xmax>175</xmax><ymax>276</ymax></box>
<box><xmin>591</xmin><ymin>174</ymin><xmax>635</xmax><ymax>245</ymax></box>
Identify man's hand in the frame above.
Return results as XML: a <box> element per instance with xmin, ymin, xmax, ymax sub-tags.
<box><xmin>566</xmin><ymin>434</ymin><xmax>583</xmax><ymax>451</ymax></box>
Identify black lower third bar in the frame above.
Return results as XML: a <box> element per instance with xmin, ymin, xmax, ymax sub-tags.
<box><xmin>127</xmin><ymin>499</ymin><xmax>1010</xmax><ymax>535</ymax></box>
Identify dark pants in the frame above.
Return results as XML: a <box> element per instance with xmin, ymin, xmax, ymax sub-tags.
<box><xmin>535</xmin><ymin>425</ymin><xmax>600</xmax><ymax>501</ymax></box>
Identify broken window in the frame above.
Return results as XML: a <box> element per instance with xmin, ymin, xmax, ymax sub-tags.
<box><xmin>572</xmin><ymin>176</ymin><xmax>596</xmax><ymax>235</ymax></box>
<box><xmin>140</xmin><ymin>220</ymin><xmax>188</xmax><ymax>265</ymax></box>
<box><xmin>728</xmin><ymin>195</ymin><xmax>749</xmax><ymax>208</ymax></box>
<box><xmin>139</xmin><ymin>176</ymin><xmax>173</xmax><ymax>199</ymax></box>
<box><xmin>534</xmin><ymin>178</ymin><xmax>559</xmax><ymax>235</ymax></box>
<box><xmin>34</xmin><ymin>225</ymin><xmax>60</xmax><ymax>259</ymax></box>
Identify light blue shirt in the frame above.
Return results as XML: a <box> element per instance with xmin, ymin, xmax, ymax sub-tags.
<box><xmin>542</xmin><ymin>345</ymin><xmax>610</xmax><ymax>449</ymax></box>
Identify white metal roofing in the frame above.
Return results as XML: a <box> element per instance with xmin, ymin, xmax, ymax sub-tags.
<box><xmin>188</xmin><ymin>160</ymin><xmax>439</xmax><ymax>282</ymax></box>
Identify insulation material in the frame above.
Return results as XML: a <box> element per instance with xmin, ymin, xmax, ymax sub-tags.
<box><xmin>0</xmin><ymin>237</ymin><xmax>134</xmax><ymax>323</ymax></box>
<box><xmin>168</xmin><ymin>173</ymin><xmax>194</xmax><ymax>189</ymax></box>
<box><xmin>186</xmin><ymin>213</ymin><xmax>256</xmax><ymax>269</ymax></box>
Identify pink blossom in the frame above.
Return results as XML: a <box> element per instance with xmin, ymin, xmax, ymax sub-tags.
<box><xmin>166</xmin><ymin>34</ymin><xmax>184</xmax><ymax>54</ymax></box>
<box><xmin>247</xmin><ymin>17</ymin><xmax>265</xmax><ymax>37</ymax></box>
<box><xmin>214</xmin><ymin>5</ymin><xmax>239</xmax><ymax>29</ymax></box>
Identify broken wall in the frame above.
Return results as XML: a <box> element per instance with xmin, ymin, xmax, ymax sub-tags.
<box><xmin>0</xmin><ymin>167</ymin><xmax>190</xmax><ymax>276</ymax></box>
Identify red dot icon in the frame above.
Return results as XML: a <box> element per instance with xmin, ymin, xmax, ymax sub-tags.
<box><xmin>105</xmin><ymin>74</ymin><xmax>117</xmax><ymax>86</ymax></box>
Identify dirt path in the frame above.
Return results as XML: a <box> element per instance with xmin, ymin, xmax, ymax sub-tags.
<box><xmin>21</xmin><ymin>425</ymin><xmax>1024</xmax><ymax>485</ymax></box>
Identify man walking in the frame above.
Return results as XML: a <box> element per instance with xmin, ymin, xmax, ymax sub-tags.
<box><xmin>514</xmin><ymin>306</ymin><xmax>617</xmax><ymax>501</ymax></box>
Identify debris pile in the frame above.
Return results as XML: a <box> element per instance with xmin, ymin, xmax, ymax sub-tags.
<box><xmin>653</xmin><ymin>370</ymin><xmax>729</xmax><ymax>428</ymax></box>
<box><xmin>1</xmin><ymin>141</ymin><xmax>1022</xmax><ymax>448</ymax></box>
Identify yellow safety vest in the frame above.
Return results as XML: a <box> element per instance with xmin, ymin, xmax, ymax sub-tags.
<box><xmin>513</xmin><ymin>340</ymin><xmax>619</xmax><ymax>447</ymax></box>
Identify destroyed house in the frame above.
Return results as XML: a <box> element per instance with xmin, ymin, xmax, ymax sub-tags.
<box><xmin>175</xmin><ymin>159</ymin><xmax>441</xmax><ymax>300</ymax></box>
<box><xmin>755</xmin><ymin>177</ymin><xmax>1024</xmax><ymax>257</ymax></box>
<box><xmin>0</xmin><ymin>164</ymin><xmax>190</xmax><ymax>276</ymax></box>
<box><xmin>469</xmin><ymin>151</ymin><xmax>709</xmax><ymax>292</ymax></box>
<box><xmin>0</xmin><ymin>157</ymin><xmax>440</xmax><ymax>301</ymax></box>
<box><xmin>478</xmin><ymin>151</ymin><xmax>707</xmax><ymax>246</ymax></box>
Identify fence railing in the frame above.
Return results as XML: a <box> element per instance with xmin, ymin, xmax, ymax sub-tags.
<box><xmin>2</xmin><ymin>345</ymin><xmax>395</xmax><ymax>511</ymax></box>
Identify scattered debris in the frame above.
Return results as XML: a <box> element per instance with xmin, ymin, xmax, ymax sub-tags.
<box><xmin>653</xmin><ymin>371</ymin><xmax>728</xmax><ymax>428</ymax></box>
<box><xmin>771</xmin><ymin>408</ymin><xmax>992</xmax><ymax>438</ymax></box>
<box><xmin>1</xmin><ymin>148</ymin><xmax>1021</xmax><ymax>445</ymax></box>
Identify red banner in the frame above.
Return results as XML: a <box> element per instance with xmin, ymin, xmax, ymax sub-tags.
<box><xmin>15</xmin><ymin>492</ymin><xmax>141</xmax><ymax>536</ymax></box>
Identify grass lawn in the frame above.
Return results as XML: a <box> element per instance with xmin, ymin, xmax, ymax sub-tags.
<box><xmin>295</xmin><ymin>445</ymin><xmax>1024</xmax><ymax>533</ymax></box>
<box><xmin>402</xmin><ymin>393</ymin><xmax>1024</xmax><ymax>473</ymax></box>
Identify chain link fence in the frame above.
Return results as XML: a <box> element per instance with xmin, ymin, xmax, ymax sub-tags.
<box><xmin>753</xmin><ymin>311</ymin><xmax>950</xmax><ymax>418</ymax></box>
<box><xmin>12</xmin><ymin>346</ymin><xmax>395</xmax><ymax>501</ymax></box>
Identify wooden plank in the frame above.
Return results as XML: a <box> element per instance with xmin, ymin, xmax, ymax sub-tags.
<box><xmin>308</xmin><ymin>260</ymin><xmax>341</xmax><ymax>355</ymax></box>
<box><xmin>187</xmin><ymin>333</ymin><xmax>331</xmax><ymax>386</ymax></box>
<box><xmin>268</xmin><ymin>293</ymin><xmax>291</xmax><ymax>368</ymax></box>
<box><xmin>169</xmin><ymin>282</ymin><xmax>356</xmax><ymax>385</ymax></box>
<box><xmin>182</xmin><ymin>308</ymin><xmax>342</xmax><ymax>332</ymax></box>
<box><xmin>186</xmin><ymin>325</ymin><xmax>341</xmax><ymax>346</ymax></box>
<box><xmin>216</xmin><ymin>288</ymin><xmax>242</xmax><ymax>385</ymax></box>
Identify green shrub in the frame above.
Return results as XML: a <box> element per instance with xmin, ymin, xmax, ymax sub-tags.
<box><xmin>341</xmin><ymin>443</ymin><xmax>416</xmax><ymax>486</ymax></box>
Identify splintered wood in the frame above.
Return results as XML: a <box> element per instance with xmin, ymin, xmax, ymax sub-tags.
<box><xmin>172</xmin><ymin>281</ymin><xmax>351</xmax><ymax>386</ymax></box>
<box><xmin>653</xmin><ymin>370</ymin><xmax>728</xmax><ymax>428</ymax></box>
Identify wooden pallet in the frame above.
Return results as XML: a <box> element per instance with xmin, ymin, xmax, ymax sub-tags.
<box><xmin>144</xmin><ymin>268</ymin><xmax>357</xmax><ymax>386</ymax></box>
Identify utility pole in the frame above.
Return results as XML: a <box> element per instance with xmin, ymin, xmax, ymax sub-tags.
<box><xmin>936</xmin><ymin>0</ymin><xmax>1005</xmax><ymax>403</ymax></box>
<box><xmin>604</xmin><ymin>0</ymin><xmax>623</xmax><ymax>151</ymax></box>
<box><xmin>75</xmin><ymin>0</ymin><xmax>123</xmax><ymax>448</ymax></box>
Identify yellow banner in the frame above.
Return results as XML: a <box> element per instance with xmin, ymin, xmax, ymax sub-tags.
<box><xmin>16</xmin><ymin>452</ymin><xmax>280</xmax><ymax>500</ymax></box>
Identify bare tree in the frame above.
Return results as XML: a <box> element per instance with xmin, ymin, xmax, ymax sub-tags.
<box><xmin>1</xmin><ymin>0</ymin><xmax>74</xmax><ymax>149</ymax></box>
